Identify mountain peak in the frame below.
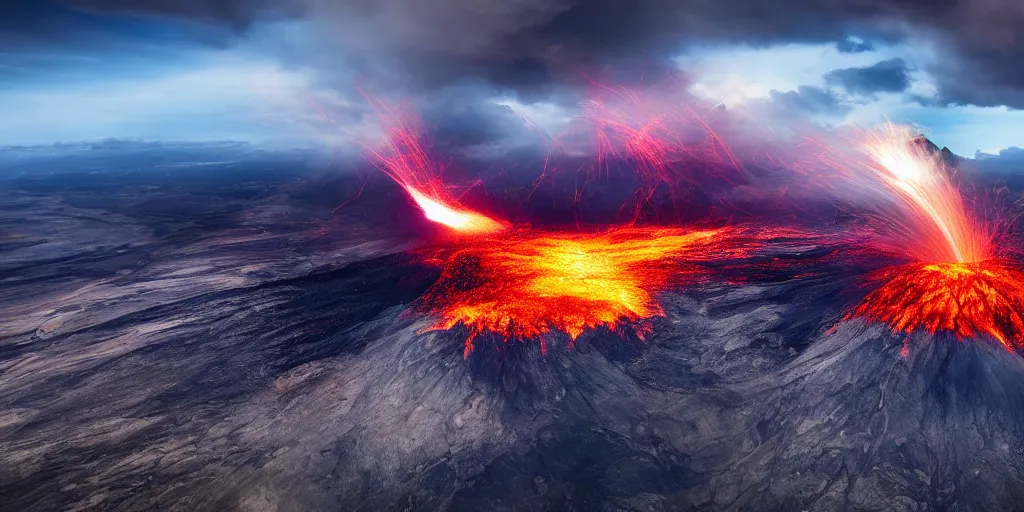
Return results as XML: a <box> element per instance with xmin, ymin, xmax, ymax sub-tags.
<box><xmin>913</xmin><ymin>135</ymin><xmax>960</xmax><ymax>167</ymax></box>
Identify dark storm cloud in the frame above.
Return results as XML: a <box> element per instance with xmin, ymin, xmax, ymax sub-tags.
<box><xmin>284</xmin><ymin>0</ymin><xmax>882</xmax><ymax>99</ymax></box>
<box><xmin>975</xmin><ymin>146</ymin><xmax>1024</xmax><ymax>172</ymax></box>
<box><xmin>0</xmin><ymin>1</ymin><xmax>236</xmax><ymax>88</ymax></box>
<box><xmin>419</xmin><ymin>92</ymin><xmax>540</xmax><ymax>154</ymax></box>
<box><xmin>824</xmin><ymin>58</ymin><xmax>911</xmax><ymax>96</ymax></box>
<box><xmin>61</xmin><ymin>0</ymin><xmax>288</xmax><ymax>27</ymax></box>
<box><xmin>30</xmin><ymin>0</ymin><xmax>1024</xmax><ymax>109</ymax></box>
<box><xmin>2</xmin><ymin>1</ymin><xmax>235</xmax><ymax>44</ymax></box>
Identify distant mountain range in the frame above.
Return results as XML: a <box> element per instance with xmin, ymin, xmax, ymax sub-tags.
<box><xmin>0</xmin><ymin>139</ymin><xmax>250</xmax><ymax>152</ymax></box>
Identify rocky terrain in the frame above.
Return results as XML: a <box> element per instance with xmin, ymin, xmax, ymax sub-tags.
<box><xmin>2</xmin><ymin>146</ymin><xmax>1023</xmax><ymax>511</ymax></box>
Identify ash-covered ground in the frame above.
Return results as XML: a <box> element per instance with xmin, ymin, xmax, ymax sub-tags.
<box><xmin>3</xmin><ymin>144</ymin><xmax>1024</xmax><ymax>512</ymax></box>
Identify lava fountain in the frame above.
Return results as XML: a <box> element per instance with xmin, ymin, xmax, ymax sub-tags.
<box><xmin>843</xmin><ymin>124</ymin><xmax>1024</xmax><ymax>350</ymax></box>
<box><xmin>363</xmin><ymin>100</ymin><xmax>507</xmax><ymax>236</ymax></box>
<box><xmin>416</xmin><ymin>225</ymin><xmax>745</xmax><ymax>358</ymax></box>
<box><xmin>856</xmin><ymin>124</ymin><xmax>989</xmax><ymax>263</ymax></box>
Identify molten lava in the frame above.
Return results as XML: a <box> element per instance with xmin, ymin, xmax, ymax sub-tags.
<box><xmin>850</xmin><ymin>261</ymin><xmax>1024</xmax><ymax>350</ymax></box>
<box><xmin>356</xmin><ymin>99</ymin><xmax>758</xmax><ymax>355</ymax></box>
<box><xmin>843</xmin><ymin>124</ymin><xmax>1024</xmax><ymax>349</ymax></box>
<box><xmin>418</xmin><ymin>226</ymin><xmax>744</xmax><ymax>358</ymax></box>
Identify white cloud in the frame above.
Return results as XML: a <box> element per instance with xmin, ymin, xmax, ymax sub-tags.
<box><xmin>676</xmin><ymin>42</ymin><xmax>890</xmax><ymax>106</ymax></box>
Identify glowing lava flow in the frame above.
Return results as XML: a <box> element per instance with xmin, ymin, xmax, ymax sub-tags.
<box><xmin>842</xmin><ymin>124</ymin><xmax>1024</xmax><ymax>350</ymax></box>
<box><xmin>403</xmin><ymin>187</ymin><xmax>505</xmax><ymax>235</ymax></box>
<box><xmin>417</xmin><ymin>226</ymin><xmax>743</xmax><ymax>358</ymax></box>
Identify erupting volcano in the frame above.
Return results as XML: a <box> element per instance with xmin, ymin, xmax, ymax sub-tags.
<box><xmin>17</xmin><ymin>2</ymin><xmax>1024</xmax><ymax>510</ymax></box>
<box><xmin>843</xmin><ymin>124</ymin><xmax>1024</xmax><ymax>350</ymax></box>
<box><xmin>851</xmin><ymin>261</ymin><xmax>1024</xmax><ymax>349</ymax></box>
<box><xmin>363</xmin><ymin>95</ymin><xmax>1024</xmax><ymax>355</ymax></box>
<box><xmin>362</xmin><ymin>100</ymin><xmax>762</xmax><ymax>356</ymax></box>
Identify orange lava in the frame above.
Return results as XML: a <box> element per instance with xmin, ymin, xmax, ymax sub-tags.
<box><xmin>355</xmin><ymin>98</ymin><xmax>759</xmax><ymax>356</ymax></box>
<box><xmin>848</xmin><ymin>261</ymin><xmax>1024</xmax><ymax>350</ymax></box>
<box><xmin>418</xmin><ymin>225</ymin><xmax>744</xmax><ymax>357</ymax></box>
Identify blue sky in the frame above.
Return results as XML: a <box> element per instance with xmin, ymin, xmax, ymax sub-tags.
<box><xmin>502</xmin><ymin>39</ymin><xmax>1024</xmax><ymax>158</ymax></box>
<box><xmin>0</xmin><ymin>51</ymin><xmax>321</xmax><ymax>145</ymax></box>
<box><xmin>0</xmin><ymin>4</ymin><xmax>331</xmax><ymax>146</ymax></box>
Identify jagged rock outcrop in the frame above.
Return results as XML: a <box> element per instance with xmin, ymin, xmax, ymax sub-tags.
<box><xmin>913</xmin><ymin>135</ymin><xmax>960</xmax><ymax>167</ymax></box>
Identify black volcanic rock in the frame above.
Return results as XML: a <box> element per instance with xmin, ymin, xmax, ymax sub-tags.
<box><xmin>913</xmin><ymin>135</ymin><xmax>941</xmax><ymax>154</ymax></box>
<box><xmin>940</xmin><ymin>146</ymin><xmax>960</xmax><ymax>166</ymax></box>
<box><xmin>913</xmin><ymin>135</ymin><xmax>960</xmax><ymax>167</ymax></box>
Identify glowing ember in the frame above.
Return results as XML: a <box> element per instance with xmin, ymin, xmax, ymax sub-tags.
<box><xmin>580</xmin><ymin>81</ymin><xmax>742</xmax><ymax>189</ymax></box>
<box><xmin>843</xmin><ymin>124</ymin><xmax>1024</xmax><ymax>349</ymax></box>
<box><xmin>849</xmin><ymin>261</ymin><xmax>1024</xmax><ymax>350</ymax></box>
<box><xmin>363</xmin><ymin>99</ymin><xmax>507</xmax><ymax>235</ymax></box>
<box><xmin>418</xmin><ymin>226</ymin><xmax>742</xmax><ymax>358</ymax></box>
<box><xmin>585</xmin><ymin>96</ymin><xmax>677</xmax><ymax>180</ymax></box>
